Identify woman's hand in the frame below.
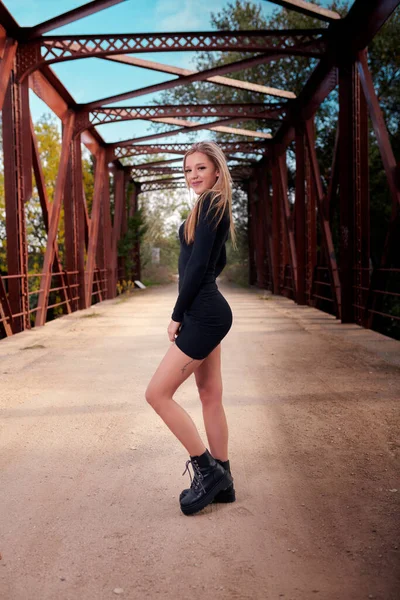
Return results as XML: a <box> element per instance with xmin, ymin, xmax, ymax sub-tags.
<box><xmin>168</xmin><ymin>319</ymin><xmax>181</xmax><ymax>342</ymax></box>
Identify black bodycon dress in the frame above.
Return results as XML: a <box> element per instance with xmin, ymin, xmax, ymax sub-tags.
<box><xmin>171</xmin><ymin>193</ymin><xmax>233</xmax><ymax>360</ymax></box>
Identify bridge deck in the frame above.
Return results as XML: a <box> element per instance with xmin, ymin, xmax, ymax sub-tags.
<box><xmin>0</xmin><ymin>282</ymin><xmax>399</xmax><ymax>599</ymax></box>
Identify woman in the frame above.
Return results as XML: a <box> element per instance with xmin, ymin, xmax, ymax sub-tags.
<box><xmin>145</xmin><ymin>141</ymin><xmax>237</xmax><ymax>516</ymax></box>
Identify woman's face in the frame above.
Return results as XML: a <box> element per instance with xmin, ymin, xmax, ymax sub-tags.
<box><xmin>184</xmin><ymin>151</ymin><xmax>219</xmax><ymax>196</ymax></box>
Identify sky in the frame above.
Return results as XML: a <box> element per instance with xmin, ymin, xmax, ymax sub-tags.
<box><xmin>4</xmin><ymin>0</ymin><xmax>337</xmax><ymax>147</ymax></box>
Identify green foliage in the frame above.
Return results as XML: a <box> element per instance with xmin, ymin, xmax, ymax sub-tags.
<box><xmin>117</xmin><ymin>206</ymin><xmax>148</xmax><ymax>279</ymax></box>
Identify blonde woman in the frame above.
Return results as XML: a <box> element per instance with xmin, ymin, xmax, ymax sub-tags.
<box><xmin>145</xmin><ymin>141</ymin><xmax>237</xmax><ymax>516</ymax></box>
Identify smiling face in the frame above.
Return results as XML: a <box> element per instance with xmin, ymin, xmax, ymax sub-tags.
<box><xmin>184</xmin><ymin>151</ymin><xmax>220</xmax><ymax>195</ymax></box>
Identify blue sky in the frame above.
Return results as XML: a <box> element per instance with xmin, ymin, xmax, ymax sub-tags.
<box><xmin>5</xmin><ymin>0</ymin><xmax>334</xmax><ymax>145</ymax></box>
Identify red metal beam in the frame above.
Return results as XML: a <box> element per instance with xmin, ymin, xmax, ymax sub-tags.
<box><xmin>31</xmin><ymin>119</ymin><xmax>72</xmax><ymax>313</ymax></box>
<box><xmin>102</xmin><ymin>170</ymin><xmax>113</xmax><ymax>299</ymax></box>
<box><xmin>18</xmin><ymin>29</ymin><xmax>325</xmax><ymax>80</ymax></box>
<box><xmin>112</xmin><ymin>142</ymin><xmax>268</xmax><ymax>160</ymax></box>
<box><xmin>35</xmin><ymin>111</ymin><xmax>75</xmax><ymax>326</ymax></box>
<box><xmin>357</xmin><ymin>51</ymin><xmax>399</xmax><ymax>327</ymax></box>
<box><xmin>25</xmin><ymin>0</ymin><xmax>127</xmax><ymax>39</ymax></box>
<box><xmin>75</xmin><ymin>103</ymin><xmax>284</xmax><ymax>134</ymax></box>
<box><xmin>82</xmin><ymin>52</ymin><xmax>298</xmax><ymax>109</ymax></box>
<box><xmin>304</xmin><ymin>135</ymin><xmax>317</xmax><ymax>304</ymax></box>
<box><xmin>101</xmin><ymin>54</ymin><xmax>296</xmax><ymax>101</ymax></box>
<box><xmin>271</xmin><ymin>160</ymin><xmax>282</xmax><ymax>293</ymax></box>
<box><xmin>3</xmin><ymin>77</ymin><xmax>31</xmax><ymax>333</ymax></box>
<box><xmin>129</xmin><ymin>158</ymin><xmax>182</xmax><ymax>170</ymax></box>
<box><xmin>305</xmin><ymin>119</ymin><xmax>341</xmax><ymax>317</ymax></box>
<box><xmin>135</xmin><ymin>176</ymin><xmax>185</xmax><ymax>185</ymax></box>
<box><xmin>277</xmin><ymin>153</ymin><xmax>298</xmax><ymax>299</ymax></box>
<box><xmin>71</xmin><ymin>138</ymin><xmax>87</xmax><ymax>310</ymax></box>
<box><xmin>137</xmin><ymin>181</ymin><xmax>189</xmax><ymax>193</ymax></box>
<box><xmin>85</xmin><ymin>150</ymin><xmax>106</xmax><ymax>307</ymax></box>
<box><xmin>0</xmin><ymin>275</ymin><xmax>13</xmax><ymax>336</ymax></box>
<box><xmin>357</xmin><ymin>52</ymin><xmax>400</xmax><ymax>213</ymax></box>
<box><xmin>115</xmin><ymin>115</ymin><xmax>272</xmax><ymax>146</ymax></box>
<box><xmin>0</xmin><ymin>3</ymin><xmax>19</xmax><ymax>34</ymax></box>
<box><xmin>0</xmin><ymin>37</ymin><xmax>17</xmax><ymax>110</ymax></box>
<box><xmin>264</xmin><ymin>0</ymin><xmax>340</xmax><ymax>22</ymax></box>
<box><xmin>110</xmin><ymin>169</ymin><xmax>125</xmax><ymax>295</ymax></box>
<box><xmin>29</xmin><ymin>69</ymin><xmax>70</xmax><ymax>121</ymax></box>
<box><xmin>295</xmin><ymin>125</ymin><xmax>306</xmax><ymax>304</ymax></box>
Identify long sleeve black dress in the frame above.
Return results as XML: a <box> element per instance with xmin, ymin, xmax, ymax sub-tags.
<box><xmin>172</xmin><ymin>193</ymin><xmax>233</xmax><ymax>360</ymax></box>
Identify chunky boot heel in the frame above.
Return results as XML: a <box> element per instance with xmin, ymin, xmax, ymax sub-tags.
<box><xmin>180</xmin><ymin>457</ymin><xmax>236</xmax><ymax>504</ymax></box>
<box><xmin>213</xmin><ymin>459</ymin><xmax>236</xmax><ymax>503</ymax></box>
<box><xmin>179</xmin><ymin>449</ymin><xmax>232</xmax><ymax>516</ymax></box>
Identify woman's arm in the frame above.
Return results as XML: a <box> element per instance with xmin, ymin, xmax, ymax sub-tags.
<box><xmin>171</xmin><ymin>195</ymin><xmax>218</xmax><ymax>322</ymax></box>
<box><xmin>215</xmin><ymin>243</ymin><xmax>226</xmax><ymax>278</ymax></box>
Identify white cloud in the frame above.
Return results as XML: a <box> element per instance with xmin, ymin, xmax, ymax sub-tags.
<box><xmin>155</xmin><ymin>0</ymin><xmax>227</xmax><ymax>32</ymax></box>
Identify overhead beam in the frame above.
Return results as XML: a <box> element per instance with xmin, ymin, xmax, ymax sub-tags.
<box><xmin>101</xmin><ymin>54</ymin><xmax>293</xmax><ymax>99</ymax></box>
<box><xmin>264</xmin><ymin>0</ymin><xmax>340</xmax><ymax>22</ymax></box>
<box><xmin>82</xmin><ymin>52</ymin><xmax>297</xmax><ymax>109</ymax></box>
<box><xmin>75</xmin><ymin>103</ymin><xmax>284</xmax><ymax>132</ymax></box>
<box><xmin>150</xmin><ymin>116</ymin><xmax>272</xmax><ymax>137</ymax></box>
<box><xmin>115</xmin><ymin>115</ymin><xmax>272</xmax><ymax>145</ymax></box>
<box><xmin>0</xmin><ymin>3</ymin><xmax>19</xmax><ymax>34</ymax></box>
<box><xmin>112</xmin><ymin>141</ymin><xmax>268</xmax><ymax>160</ymax></box>
<box><xmin>137</xmin><ymin>180</ymin><xmax>247</xmax><ymax>194</ymax></box>
<box><xmin>136</xmin><ymin>176</ymin><xmax>185</xmax><ymax>185</ymax></box>
<box><xmin>25</xmin><ymin>0</ymin><xmax>127</xmax><ymax>39</ymax></box>
<box><xmin>18</xmin><ymin>29</ymin><xmax>325</xmax><ymax>79</ymax></box>
<box><xmin>128</xmin><ymin>158</ymin><xmax>182</xmax><ymax>169</ymax></box>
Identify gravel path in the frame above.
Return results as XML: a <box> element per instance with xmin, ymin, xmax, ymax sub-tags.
<box><xmin>0</xmin><ymin>282</ymin><xmax>399</xmax><ymax>600</ymax></box>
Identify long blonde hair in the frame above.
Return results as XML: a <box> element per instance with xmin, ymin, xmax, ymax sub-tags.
<box><xmin>182</xmin><ymin>141</ymin><xmax>237</xmax><ymax>250</ymax></box>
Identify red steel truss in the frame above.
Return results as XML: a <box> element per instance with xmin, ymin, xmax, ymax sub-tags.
<box><xmin>17</xmin><ymin>29</ymin><xmax>325</xmax><ymax>80</ymax></box>
<box><xmin>0</xmin><ymin>0</ymin><xmax>399</xmax><ymax>340</ymax></box>
<box><xmin>74</xmin><ymin>104</ymin><xmax>285</xmax><ymax>135</ymax></box>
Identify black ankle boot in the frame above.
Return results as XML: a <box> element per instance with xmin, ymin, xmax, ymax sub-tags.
<box><xmin>179</xmin><ymin>449</ymin><xmax>232</xmax><ymax>516</ymax></box>
<box><xmin>179</xmin><ymin>458</ymin><xmax>236</xmax><ymax>504</ymax></box>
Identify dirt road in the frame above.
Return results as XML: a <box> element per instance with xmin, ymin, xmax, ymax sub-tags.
<box><xmin>1</xmin><ymin>282</ymin><xmax>399</xmax><ymax>600</ymax></box>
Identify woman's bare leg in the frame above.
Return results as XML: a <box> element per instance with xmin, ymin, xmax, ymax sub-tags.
<box><xmin>145</xmin><ymin>342</ymin><xmax>207</xmax><ymax>456</ymax></box>
<box><xmin>194</xmin><ymin>344</ymin><xmax>229</xmax><ymax>462</ymax></box>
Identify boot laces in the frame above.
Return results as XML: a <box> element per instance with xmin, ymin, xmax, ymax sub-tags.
<box><xmin>182</xmin><ymin>458</ymin><xmax>206</xmax><ymax>493</ymax></box>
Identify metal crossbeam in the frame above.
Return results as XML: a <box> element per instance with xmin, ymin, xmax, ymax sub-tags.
<box><xmin>81</xmin><ymin>52</ymin><xmax>298</xmax><ymax>109</ymax></box>
<box><xmin>100</xmin><ymin>55</ymin><xmax>296</xmax><ymax>102</ymax></box>
<box><xmin>138</xmin><ymin>180</ymin><xmax>246</xmax><ymax>194</ymax></box>
<box><xmin>114</xmin><ymin>115</ymin><xmax>272</xmax><ymax>146</ymax></box>
<box><xmin>264</xmin><ymin>0</ymin><xmax>340</xmax><ymax>22</ymax></box>
<box><xmin>25</xmin><ymin>1</ymin><xmax>127</xmax><ymax>38</ymax></box>
<box><xmin>74</xmin><ymin>103</ymin><xmax>285</xmax><ymax>133</ymax></box>
<box><xmin>17</xmin><ymin>29</ymin><xmax>326</xmax><ymax>79</ymax></box>
<box><xmin>112</xmin><ymin>142</ymin><xmax>268</xmax><ymax>160</ymax></box>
